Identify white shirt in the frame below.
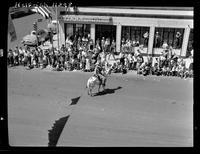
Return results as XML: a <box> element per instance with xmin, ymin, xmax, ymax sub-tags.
<box><xmin>82</xmin><ymin>51</ymin><xmax>87</xmax><ymax>57</ymax></box>
<box><xmin>190</xmin><ymin>49</ymin><xmax>193</xmax><ymax>57</ymax></box>
<box><xmin>85</xmin><ymin>58</ymin><xmax>90</xmax><ymax>70</ymax></box>
<box><xmin>13</xmin><ymin>51</ymin><xmax>17</xmax><ymax>57</ymax></box>
<box><xmin>162</xmin><ymin>42</ymin><xmax>168</xmax><ymax>49</ymax></box>
<box><xmin>19</xmin><ymin>49</ymin><xmax>23</xmax><ymax>54</ymax></box>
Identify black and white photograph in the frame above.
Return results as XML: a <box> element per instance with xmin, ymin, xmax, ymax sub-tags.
<box><xmin>4</xmin><ymin>2</ymin><xmax>194</xmax><ymax>148</ymax></box>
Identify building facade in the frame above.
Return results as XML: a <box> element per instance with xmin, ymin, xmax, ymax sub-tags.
<box><xmin>56</xmin><ymin>7</ymin><xmax>193</xmax><ymax>57</ymax></box>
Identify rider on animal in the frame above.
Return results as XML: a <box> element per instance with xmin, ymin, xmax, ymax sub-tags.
<box><xmin>93</xmin><ymin>58</ymin><xmax>106</xmax><ymax>87</ymax></box>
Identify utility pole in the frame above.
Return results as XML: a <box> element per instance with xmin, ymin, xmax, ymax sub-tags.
<box><xmin>33</xmin><ymin>21</ymin><xmax>38</xmax><ymax>46</ymax></box>
<box><xmin>56</xmin><ymin>5</ymin><xmax>59</xmax><ymax>50</ymax></box>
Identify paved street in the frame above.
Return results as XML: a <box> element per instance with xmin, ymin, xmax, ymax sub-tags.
<box><xmin>8</xmin><ymin>66</ymin><xmax>193</xmax><ymax>147</ymax></box>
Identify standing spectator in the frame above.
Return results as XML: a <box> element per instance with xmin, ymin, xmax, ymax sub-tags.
<box><xmin>105</xmin><ymin>38</ymin><xmax>110</xmax><ymax>52</ymax></box>
<box><xmin>132</xmin><ymin>54</ymin><xmax>137</xmax><ymax>70</ymax></box>
<box><xmin>18</xmin><ymin>47</ymin><xmax>24</xmax><ymax>65</ymax></box>
<box><xmin>124</xmin><ymin>54</ymin><xmax>129</xmax><ymax>70</ymax></box>
<box><xmin>136</xmin><ymin>54</ymin><xmax>144</xmax><ymax>74</ymax></box>
<box><xmin>81</xmin><ymin>50</ymin><xmax>86</xmax><ymax>71</ymax></box>
<box><xmin>154</xmin><ymin>32</ymin><xmax>161</xmax><ymax>48</ymax></box>
<box><xmin>119</xmin><ymin>52</ymin><xmax>125</xmax><ymax>72</ymax></box>
<box><xmin>101</xmin><ymin>37</ymin><xmax>105</xmax><ymax>51</ymax></box>
<box><xmin>188</xmin><ymin>58</ymin><xmax>193</xmax><ymax>78</ymax></box>
<box><xmin>159</xmin><ymin>51</ymin><xmax>166</xmax><ymax>68</ymax></box>
<box><xmin>143</xmin><ymin>31</ymin><xmax>149</xmax><ymax>47</ymax></box>
<box><xmin>38</xmin><ymin>48</ymin><xmax>43</xmax><ymax>68</ymax></box>
<box><xmin>110</xmin><ymin>39</ymin><xmax>116</xmax><ymax>52</ymax></box>
<box><xmin>15</xmin><ymin>46</ymin><xmax>20</xmax><ymax>65</ymax></box>
<box><xmin>8</xmin><ymin>49</ymin><xmax>14</xmax><ymax>66</ymax></box>
<box><xmin>66</xmin><ymin>36</ymin><xmax>73</xmax><ymax>48</ymax></box>
<box><xmin>168</xmin><ymin>46</ymin><xmax>174</xmax><ymax>60</ymax></box>
<box><xmin>34</xmin><ymin>48</ymin><xmax>39</xmax><ymax>67</ymax></box>
<box><xmin>190</xmin><ymin>49</ymin><xmax>193</xmax><ymax>58</ymax></box>
<box><xmin>162</xmin><ymin>40</ymin><xmax>168</xmax><ymax>49</ymax></box>
<box><xmin>30</xmin><ymin>50</ymin><xmax>34</xmax><ymax>67</ymax></box>
<box><xmin>127</xmin><ymin>52</ymin><xmax>133</xmax><ymax>70</ymax></box>
<box><xmin>23</xmin><ymin>49</ymin><xmax>28</xmax><ymax>67</ymax></box>
<box><xmin>85</xmin><ymin>55</ymin><xmax>91</xmax><ymax>72</ymax></box>
<box><xmin>13</xmin><ymin>49</ymin><xmax>19</xmax><ymax>66</ymax></box>
<box><xmin>60</xmin><ymin>44</ymin><xmax>66</xmax><ymax>53</ymax></box>
<box><xmin>27</xmin><ymin>48</ymin><xmax>32</xmax><ymax>67</ymax></box>
<box><xmin>96</xmin><ymin>38</ymin><xmax>101</xmax><ymax>51</ymax></box>
<box><xmin>171</xmin><ymin>63</ymin><xmax>177</xmax><ymax>76</ymax></box>
<box><xmin>175</xmin><ymin>32</ymin><xmax>182</xmax><ymax>49</ymax></box>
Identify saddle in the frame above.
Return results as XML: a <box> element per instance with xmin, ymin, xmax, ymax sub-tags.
<box><xmin>93</xmin><ymin>74</ymin><xmax>103</xmax><ymax>84</ymax></box>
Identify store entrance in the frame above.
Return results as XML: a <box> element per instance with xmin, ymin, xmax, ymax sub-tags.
<box><xmin>95</xmin><ymin>25</ymin><xmax>116</xmax><ymax>41</ymax></box>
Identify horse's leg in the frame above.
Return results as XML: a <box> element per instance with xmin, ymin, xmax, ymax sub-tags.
<box><xmin>98</xmin><ymin>83</ymin><xmax>101</xmax><ymax>93</ymax></box>
<box><xmin>89</xmin><ymin>87</ymin><xmax>92</xmax><ymax>96</ymax></box>
<box><xmin>102</xmin><ymin>78</ymin><xmax>106</xmax><ymax>91</ymax></box>
<box><xmin>90</xmin><ymin>87</ymin><xmax>93</xmax><ymax>96</ymax></box>
<box><xmin>88</xmin><ymin>88</ymin><xmax>90</xmax><ymax>95</ymax></box>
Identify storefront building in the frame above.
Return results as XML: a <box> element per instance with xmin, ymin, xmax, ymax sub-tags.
<box><xmin>56</xmin><ymin>7</ymin><xmax>193</xmax><ymax>57</ymax></box>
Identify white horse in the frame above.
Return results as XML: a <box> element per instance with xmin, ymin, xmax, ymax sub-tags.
<box><xmin>86</xmin><ymin>65</ymin><xmax>113</xmax><ymax>96</ymax></box>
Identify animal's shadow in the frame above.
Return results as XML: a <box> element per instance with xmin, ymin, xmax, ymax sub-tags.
<box><xmin>93</xmin><ymin>86</ymin><xmax>122</xmax><ymax>96</ymax></box>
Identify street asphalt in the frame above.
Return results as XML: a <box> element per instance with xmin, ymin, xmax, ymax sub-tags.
<box><xmin>8</xmin><ymin>66</ymin><xmax>193</xmax><ymax>147</ymax></box>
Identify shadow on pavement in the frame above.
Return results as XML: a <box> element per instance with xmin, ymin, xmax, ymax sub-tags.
<box><xmin>48</xmin><ymin>115</ymin><xmax>70</xmax><ymax>147</ymax></box>
<box><xmin>94</xmin><ymin>86</ymin><xmax>122</xmax><ymax>96</ymax></box>
<box><xmin>48</xmin><ymin>96</ymin><xmax>82</xmax><ymax>146</ymax></box>
<box><xmin>70</xmin><ymin>96</ymin><xmax>81</xmax><ymax>106</ymax></box>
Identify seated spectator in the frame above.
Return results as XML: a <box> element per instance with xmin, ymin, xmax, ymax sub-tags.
<box><xmin>162</xmin><ymin>65</ymin><xmax>168</xmax><ymax>76</ymax></box>
<box><xmin>152</xmin><ymin>63</ymin><xmax>161</xmax><ymax>76</ymax></box>
<box><xmin>139</xmin><ymin>62</ymin><xmax>151</xmax><ymax>76</ymax></box>
<box><xmin>52</xmin><ymin>61</ymin><xmax>64</xmax><ymax>71</ymax></box>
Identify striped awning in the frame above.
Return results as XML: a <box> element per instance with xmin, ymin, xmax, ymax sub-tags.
<box><xmin>31</xmin><ymin>6</ymin><xmax>52</xmax><ymax>19</ymax></box>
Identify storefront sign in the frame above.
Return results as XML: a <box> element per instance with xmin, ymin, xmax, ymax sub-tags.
<box><xmin>59</xmin><ymin>15</ymin><xmax>112</xmax><ymax>23</ymax></box>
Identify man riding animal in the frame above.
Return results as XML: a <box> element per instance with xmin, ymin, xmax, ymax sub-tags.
<box><xmin>93</xmin><ymin>58</ymin><xmax>106</xmax><ymax>89</ymax></box>
<box><xmin>86</xmin><ymin>56</ymin><xmax>113</xmax><ymax>96</ymax></box>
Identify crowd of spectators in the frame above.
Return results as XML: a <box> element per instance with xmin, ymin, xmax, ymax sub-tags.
<box><xmin>7</xmin><ymin>34</ymin><xmax>193</xmax><ymax>79</ymax></box>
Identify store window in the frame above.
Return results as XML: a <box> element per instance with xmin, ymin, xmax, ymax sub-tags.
<box><xmin>186</xmin><ymin>28</ymin><xmax>193</xmax><ymax>57</ymax></box>
<box><xmin>73</xmin><ymin>24</ymin><xmax>90</xmax><ymax>38</ymax></box>
<box><xmin>64</xmin><ymin>23</ymin><xmax>90</xmax><ymax>41</ymax></box>
<box><xmin>95</xmin><ymin>25</ymin><xmax>116</xmax><ymax>41</ymax></box>
<box><xmin>121</xmin><ymin>26</ymin><xmax>150</xmax><ymax>47</ymax></box>
<box><xmin>153</xmin><ymin>27</ymin><xmax>184</xmax><ymax>49</ymax></box>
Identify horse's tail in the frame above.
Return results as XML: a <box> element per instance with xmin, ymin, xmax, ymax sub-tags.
<box><xmin>86</xmin><ymin>80</ymin><xmax>88</xmax><ymax>89</ymax></box>
<box><xmin>86</xmin><ymin>78</ymin><xmax>90</xmax><ymax>89</ymax></box>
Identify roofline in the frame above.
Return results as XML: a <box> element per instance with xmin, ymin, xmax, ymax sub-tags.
<box><xmin>58</xmin><ymin>6</ymin><xmax>193</xmax><ymax>18</ymax></box>
<box><xmin>86</xmin><ymin>6</ymin><xmax>194</xmax><ymax>11</ymax></box>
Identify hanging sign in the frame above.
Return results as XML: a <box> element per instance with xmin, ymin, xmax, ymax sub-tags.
<box><xmin>59</xmin><ymin>15</ymin><xmax>112</xmax><ymax>23</ymax></box>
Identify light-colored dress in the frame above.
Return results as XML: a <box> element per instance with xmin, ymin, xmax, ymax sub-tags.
<box><xmin>85</xmin><ymin>58</ymin><xmax>90</xmax><ymax>70</ymax></box>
